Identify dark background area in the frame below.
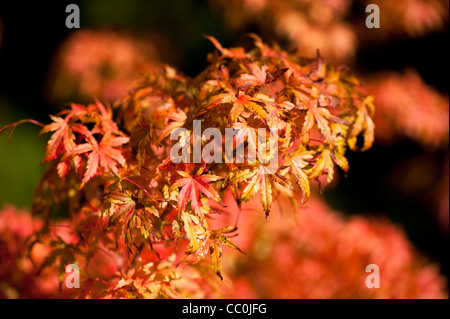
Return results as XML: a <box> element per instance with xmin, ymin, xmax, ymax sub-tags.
<box><xmin>0</xmin><ymin>1</ymin><xmax>448</xmax><ymax>281</ymax></box>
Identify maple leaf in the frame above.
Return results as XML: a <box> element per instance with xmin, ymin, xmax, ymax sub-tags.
<box><xmin>156</xmin><ymin>108</ymin><xmax>187</xmax><ymax>145</ymax></box>
<box><xmin>235</xmin><ymin>63</ymin><xmax>268</xmax><ymax>88</ymax></box>
<box><xmin>70</xmin><ymin>131</ymin><xmax>129</xmax><ymax>187</ymax></box>
<box><xmin>211</xmin><ymin>226</ymin><xmax>245</xmax><ymax>254</ymax></box>
<box><xmin>232</xmin><ymin>117</ymin><xmax>258</xmax><ymax>153</ymax></box>
<box><xmin>239</xmin><ymin>165</ymin><xmax>274</xmax><ymax>217</ymax></box>
<box><xmin>204</xmin><ymin>35</ymin><xmax>247</xmax><ymax>60</ymax></box>
<box><xmin>248</xmin><ymin>33</ymin><xmax>290</xmax><ymax>61</ymax></box>
<box><xmin>128</xmin><ymin>117</ymin><xmax>156</xmax><ymax>167</ymax></box>
<box><xmin>209</xmin><ymin>226</ymin><xmax>245</xmax><ymax>280</ymax></box>
<box><xmin>170</xmin><ymin>167</ymin><xmax>224</xmax><ymax>216</ymax></box>
<box><xmin>210</xmin><ymin>237</ymin><xmax>223</xmax><ymax>280</ymax></box>
<box><xmin>103</xmin><ymin>190</ymin><xmax>157</xmax><ymax>248</ymax></box>
<box><xmin>104</xmin><ymin>191</ymin><xmax>136</xmax><ymax>226</ymax></box>
<box><xmin>175</xmin><ymin>211</ymin><xmax>212</xmax><ymax>268</ymax></box>
<box><xmin>310</xmin><ymin>50</ymin><xmax>327</xmax><ymax>82</ymax></box>
<box><xmin>177</xmin><ymin>220</ymin><xmax>244</xmax><ymax>280</ymax></box>
<box><xmin>301</xmin><ymin>99</ymin><xmax>334</xmax><ymax>144</ymax></box>
<box><xmin>91</xmin><ymin>100</ymin><xmax>119</xmax><ymax>134</ymax></box>
<box><xmin>285</xmin><ymin>147</ymin><xmax>314</xmax><ymax>202</ymax></box>
<box><xmin>252</xmin><ymin>93</ymin><xmax>287</xmax><ymax>128</ymax></box>
<box><xmin>223</xmin><ymin>167</ymin><xmax>257</xmax><ymax>189</ymax></box>
<box><xmin>348</xmin><ymin>96</ymin><xmax>375</xmax><ymax>151</ymax></box>
<box><xmin>39</xmin><ymin>115</ymin><xmax>77</xmax><ymax>164</ymax></box>
<box><xmin>207</xmin><ymin>91</ymin><xmax>268</xmax><ymax>123</ymax></box>
<box><xmin>309</xmin><ymin>147</ymin><xmax>335</xmax><ymax>186</ymax></box>
<box><xmin>181</xmin><ymin>211</ymin><xmax>209</xmax><ymax>254</ymax></box>
<box><xmin>330</xmin><ymin>123</ymin><xmax>350</xmax><ymax>173</ymax></box>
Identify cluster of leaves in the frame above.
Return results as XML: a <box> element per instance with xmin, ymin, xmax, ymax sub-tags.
<box><xmin>0</xmin><ymin>35</ymin><xmax>374</xmax><ymax>297</ymax></box>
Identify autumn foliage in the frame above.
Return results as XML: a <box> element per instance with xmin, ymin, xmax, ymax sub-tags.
<box><xmin>0</xmin><ymin>35</ymin><xmax>383</xmax><ymax>297</ymax></box>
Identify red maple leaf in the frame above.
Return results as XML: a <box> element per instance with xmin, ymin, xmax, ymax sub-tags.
<box><xmin>170</xmin><ymin>167</ymin><xmax>224</xmax><ymax>216</ymax></box>
<box><xmin>70</xmin><ymin>131</ymin><xmax>129</xmax><ymax>187</ymax></box>
<box><xmin>39</xmin><ymin>115</ymin><xmax>76</xmax><ymax>164</ymax></box>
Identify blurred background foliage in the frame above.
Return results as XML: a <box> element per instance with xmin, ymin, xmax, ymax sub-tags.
<box><xmin>0</xmin><ymin>0</ymin><xmax>448</xmax><ymax>284</ymax></box>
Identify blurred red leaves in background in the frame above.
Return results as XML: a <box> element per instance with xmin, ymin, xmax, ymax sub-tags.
<box><xmin>211</xmin><ymin>0</ymin><xmax>358</xmax><ymax>63</ymax></box>
<box><xmin>45</xmin><ymin>30</ymin><xmax>169</xmax><ymax>104</ymax></box>
<box><xmin>211</xmin><ymin>0</ymin><xmax>448</xmax><ymax>63</ymax></box>
<box><xmin>364</xmin><ymin>69</ymin><xmax>448</xmax><ymax>149</ymax></box>
<box><xmin>0</xmin><ymin>206</ymin><xmax>58</xmax><ymax>298</ymax></box>
<box><xmin>221</xmin><ymin>195</ymin><xmax>448</xmax><ymax>298</ymax></box>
